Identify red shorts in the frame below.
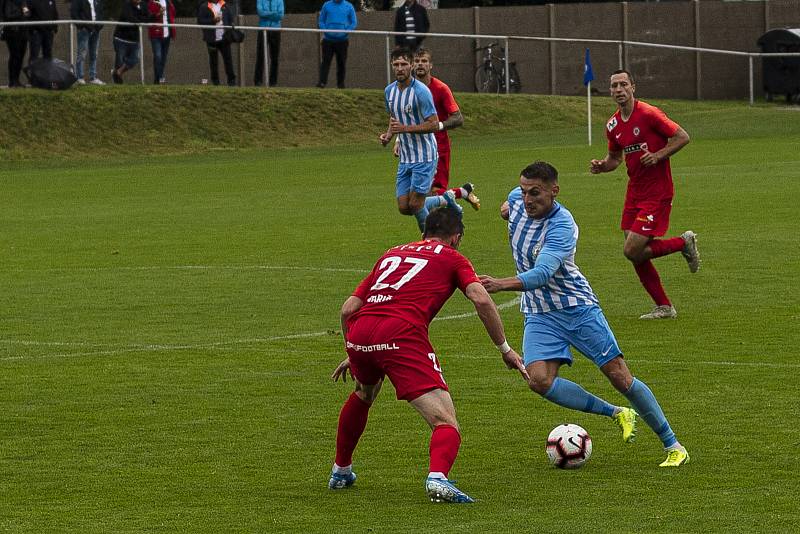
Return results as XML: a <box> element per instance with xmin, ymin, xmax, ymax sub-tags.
<box><xmin>620</xmin><ymin>198</ymin><xmax>672</xmax><ymax>237</ymax></box>
<box><xmin>432</xmin><ymin>151</ymin><xmax>451</xmax><ymax>194</ymax></box>
<box><xmin>345</xmin><ymin>315</ymin><xmax>448</xmax><ymax>401</ymax></box>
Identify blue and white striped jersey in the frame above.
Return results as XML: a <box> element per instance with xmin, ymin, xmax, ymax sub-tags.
<box><xmin>506</xmin><ymin>189</ymin><xmax>599</xmax><ymax>314</ymax></box>
<box><xmin>384</xmin><ymin>78</ymin><xmax>438</xmax><ymax>164</ymax></box>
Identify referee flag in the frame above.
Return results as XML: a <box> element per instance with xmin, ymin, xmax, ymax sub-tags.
<box><xmin>583</xmin><ymin>48</ymin><xmax>594</xmax><ymax>86</ymax></box>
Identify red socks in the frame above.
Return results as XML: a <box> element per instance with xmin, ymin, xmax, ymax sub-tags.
<box><xmin>334</xmin><ymin>392</ymin><xmax>371</xmax><ymax>467</ymax></box>
<box><xmin>429</xmin><ymin>424</ymin><xmax>461</xmax><ymax>477</ymax></box>
<box><xmin>634</xmin><ymin>260</ymin><xmax>671</xmax><ymax>306</ymax></box>
<box><xmin>648</xmin><ymin>237</ymin><xmax>685</xmax><ymax>258</ymax></box>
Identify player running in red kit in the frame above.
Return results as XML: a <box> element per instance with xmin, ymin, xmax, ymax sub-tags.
<box><xmin>328</xmin><ymin>207</ymin><xmax>526</xmax><ymax>503</ymax></box>
<box><xmin>590</xmin><ymin>69</ymin><xmax>700</xmax><ymax>320</ymax></box>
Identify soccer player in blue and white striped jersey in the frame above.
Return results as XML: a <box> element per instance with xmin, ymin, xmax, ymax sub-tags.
<box><xmin>380</xmin><ymin>47</ymin><xmax>462</xmax><ymax>232</ymax></box>
<box><xmin>480</xmin><ymin>161</ymin><xmax>689</xmax><ymax>467</ymax></box>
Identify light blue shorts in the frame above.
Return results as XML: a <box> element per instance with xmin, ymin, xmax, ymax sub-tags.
<box><xmin>396</xmin><ymin>160</ymin><xmax>437</xmax><ymax>198</ymax></box>
<box><xmin>522</xmin><ymin>305</ymin><xmax>621</xmax><ymax>368</ymax></box>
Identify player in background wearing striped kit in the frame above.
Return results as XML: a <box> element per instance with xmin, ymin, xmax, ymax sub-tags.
<box><xmin>480</xmin><ymin>161</ymin><xmax>689</xmax><ymax>467</ymax></box>
<box><xmin>380</xmin><ymin>47</ymin><xmax>463</xmax><ymax>233</ymax></box>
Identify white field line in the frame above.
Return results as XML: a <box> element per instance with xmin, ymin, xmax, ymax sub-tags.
<box><xmin>7</xmin><ymin>265</ymin><xmax>371</xmax><ymax>274</ymax></box>
<box><xmin>0</xmin><ymin>298</ymin><xmax>520</xmax><ymax>361</ymax></box>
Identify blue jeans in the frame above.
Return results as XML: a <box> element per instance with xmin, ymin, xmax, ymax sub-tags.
<box><xmin>76</xmin><ymin>28</ymin><xmax>101</xmax><ymax>79</ymax></box>
<box><xmin>113</xmin><ymin>38</ymin><xmax>140</xmax><ymax>69</ymax></box>
<box><xmin>150</xmin><ymin>37</ymin><xmax>170</xmax><ymax>83</ymax></box>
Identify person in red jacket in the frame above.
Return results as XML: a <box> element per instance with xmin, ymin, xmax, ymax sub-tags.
<box><xmin>147</xmin><ymin>0</ymin><xmax>175</xmax><ymax>84</ymax></box>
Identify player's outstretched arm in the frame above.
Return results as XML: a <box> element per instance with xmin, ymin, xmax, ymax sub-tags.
<box><xmin>478</xmin><ymin>274</ymin><xmax>523</xmax><ymax>294</ymax></box>
<box><xmin>464</xmin><ymin>282</ymin><xmax>528</xmax><ymax>380</ymax></box>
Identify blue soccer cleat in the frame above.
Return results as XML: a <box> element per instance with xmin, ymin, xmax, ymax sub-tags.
<box><xmin>425</xmin><ymin>477</ymin><xmax>474</xmax><ymax>503</ymax></box>
<box><xmin>328</xmin><ymin>471</ymin><xmax>357</xmax><ymax>490</ymax></box>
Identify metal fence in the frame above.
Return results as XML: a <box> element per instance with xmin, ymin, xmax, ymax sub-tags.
<box><xmin>2</xmin><ymin>18</ymin><xmax>799</xmax><ymax>104</ymax></box>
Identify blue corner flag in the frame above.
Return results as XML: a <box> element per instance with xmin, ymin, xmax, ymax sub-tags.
<box><xmin>583</xmin><ymin>48</ymin><xmax>594</xmax><ymax>86</ymax></box>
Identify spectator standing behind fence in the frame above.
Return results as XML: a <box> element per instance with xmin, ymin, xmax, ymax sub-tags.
<box><xmin>393</xmin><ymin>0</ymin><xmax>428</xmax><ymax>52</ymax></box>
<box><xmin>28</xmin><ymin>0</ymin><xmax>57</xmax><ymax>63</ymax></box>
<box><xmin>198</xmin><ymin>0</ymin><xmax>236</xmax><ymax>86</ymax></box>
<box><xmin>316</xmin><ymin>0</ymin><xmax>356</xmax><ymax>89</ymax></box>
<box><xmin>253</xmin><ymin>0</ymin><xmax>282</xmax><ymax>87</ymax></box>
<box><xmin>71</xmin><ymin>0</ymin><xmax>105</xmax><ymax>85</ymax></box>
<box><xmin>1</xmin><ymin>0</ymin><xmax>30</xmax><ymax>88</ymax></box>
<box><xmin>110</xmin><ymin>0</ymin><xmax>148</xmax><ymax>83</ymax></box>
<box><xmin>147</xmin><ymin>0</ymin><xmax>174</xmax><ymax>84</ymax></box>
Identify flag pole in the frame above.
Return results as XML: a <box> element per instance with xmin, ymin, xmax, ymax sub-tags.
<box><xmin>587</xmin><ymin>81</ymin><xmax>592</xmax><ymax>146</ymax></box>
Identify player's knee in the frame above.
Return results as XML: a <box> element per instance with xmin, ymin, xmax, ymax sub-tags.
<box><xmin>623</xmin><ymin>243</ymin><xmax>645</xmax><ymax>263</ymax></box>
<box><xmin>527</xmin><ymin>372</ymin><xmax>553</xmax><ymax>396</ymax></box>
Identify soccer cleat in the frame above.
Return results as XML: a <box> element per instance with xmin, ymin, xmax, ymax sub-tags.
<box><xmin>613</xmin><ymin>407</ymin><xmax>638</xmax><ymax>443</ymax></box>
<box><xmin>442</xmin><ymin>190</ymin><xmax>463</xmax><ymax>216</ymax></box>
<box><xmin>461</xmin><ymin>183</ymin><xmax>481</xmax><ymax>211</ymax></box>
<box><xmin>639</xmin><ymin>305</ymin><xmax>677</xmax><ymax>320</ymax></box>
<box><xmin>680</xmin><ymin>231</ymin><xmax>701</xmax><ymax>273</ymax></box>
<box><xmin>659</xmin><ymin>446</ymin><xmax>690</xmax><ymax>467</ymax></box>
<box><xmin>425</xmin><ymin>477</ymin><xmax>474</xmax><ymax>503</ymax></box>
<box><xmin>328</xmin><ymin>471</ymin><xmax>357</xmax><ymax>490</ymax></box>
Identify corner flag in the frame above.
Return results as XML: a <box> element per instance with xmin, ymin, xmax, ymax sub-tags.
<box><xmin>584</xmin><ymin>48</ymin><xmax>594</xmax><ymax>145</ymax></box>
<box><xmin>583</xmin><ymin>48</ymin><xmax>594</xmax><ymax>86</ymax></box>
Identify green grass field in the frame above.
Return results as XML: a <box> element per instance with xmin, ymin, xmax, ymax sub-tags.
<box><xmin>2</xmin><ymin>98</ymin><xmax>799</xmax><ymax>532</ymax></box>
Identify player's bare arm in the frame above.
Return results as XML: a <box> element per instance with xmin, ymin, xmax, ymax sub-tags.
<box><xmin>442</xmin><ymin>110</ymin><xmax>464</xmax><ymax>131</ymax></box>
<box><xmin>390</xmin><ymin>114</ymin><xmax>439</xmax><ymax>135</ymax></box>
<box><xmin>500</xmin><ymin>200</ymin><xmax>510</xmax><ymax>220</ymax></box>
<box><xmin>379</xmin><ymin>118</ymin><xmax>394</xmax><ymax>146</ymax></box>
<box><xmin>590</xmin><ymin>149</ymin><xmax>623</xmax><ymax>174</ymax></box>
<box><xmin>464</xmin><ymin>282</ymin><xmax>528</xmax><ymax>380</ymax></box>
<box><xmin>640</xmin><ymin>126</ymin><xmax>690</xmax><ymax>167</ymax></box>
<box><xmin>340</xmin><ymin>295</ymin><xmax>363</xmax><ymax>339</ymax></box>
<box><xmin>478</xmin><ymin>274</ymin><xmax>524</xmax><ymax>294</ymax></box>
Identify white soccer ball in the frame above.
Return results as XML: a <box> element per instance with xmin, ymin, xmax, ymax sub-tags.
<box><xmin>545</xmin><ymin>423</ymin><xmax>593</xmax><ymax>469</ymax></box>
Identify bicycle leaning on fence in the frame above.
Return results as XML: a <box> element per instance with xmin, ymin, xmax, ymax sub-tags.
<box><xmin>474</xmin><ymin>42</ymin><xmax>521</xmax><ymax>94</ymax></box>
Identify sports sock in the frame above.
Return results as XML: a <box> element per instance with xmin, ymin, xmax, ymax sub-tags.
<box><xmin>332</xmin><ymin>463</ymin><xmax>352</xmax><ymax>475</ymax></box>
<box><xmin>429</xmin><ymin>424</ymin><xmax>461</xmax><ymax>477</ymax></box>
<box><xmin>334</xmin><ymin>392</ymin><xmax>371</xmax><ymax>467</ymax></box>
<box><xmin>623</xmin><ymin>378</ymin><xmax>678</xmax><ymax>448</ymax></box>
<box><xmin>414</xmin><ymin>206</ymin><xmax>429</xmax><ymax>232</ymax></box>
<box><xmin>453</xmin><ymin>187</ymin><xmax>467</xmax><ymax>199</ymax></box>
<box><xmin>634</xmin><ymin>260</ymin><xmax>671</xmax><ymax>306</ymax></box>
<box><xmin>424</xmin><ymin>195</ymin><xmax>444</xmax><ymax>211</ymax></box>
<box><xmin>648</xmin><ymin>237</ymin><xmax>685</xmax><ymax>258</ymax></box>
<box><xmin>543</xmin><ymin>377</ymin><xmax>616</xmax><ymax>417</ymax></box>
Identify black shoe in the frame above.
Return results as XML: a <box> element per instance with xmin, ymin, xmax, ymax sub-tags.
<box><xmin>111</xmin><ymin>69</ymin><xmax>123</xmax><ymax>84</ymax></box>
<box><xmin>316</xmin><ymin>82</ymin><xmax>325</xmax><ymax>88</ymax></box>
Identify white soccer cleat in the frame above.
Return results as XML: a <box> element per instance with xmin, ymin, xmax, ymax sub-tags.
<box><xmin>639</xmin><ymin>305</ymin><xmax>677</xmax><ymax>320</ymax></box>
<box><xmin>680</xmin><ymin>231</ymin><xmax>701</xmax><ymax>273</ymax></box>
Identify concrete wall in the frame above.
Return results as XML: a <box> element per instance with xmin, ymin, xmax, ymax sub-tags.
<box><xmin>3</xmin><ymin>0</ymin><xmax>800</xmax><ymax>99</ymax></box>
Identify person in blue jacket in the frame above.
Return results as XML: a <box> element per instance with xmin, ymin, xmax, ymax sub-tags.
<box><xmin>254</xmin><ymin>0</ymin><xmax>283</xmax><ymax>86</ymax></box>
<box><xmin>316</xmin><ymin>0</ymin><xmax>356</xmax><ymax>89</ymax></box>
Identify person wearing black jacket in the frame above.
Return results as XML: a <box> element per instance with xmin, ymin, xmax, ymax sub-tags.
<box><xmin>197</xmin><ymin>0</ymin><xmax>235</xmax><ymax>86</ymax></box>
<box><xmin>110</xmin><ymin>0</ymin><xmax>148</xmax><ymax>83</ymax></box>
<box><xmin>1</xmin><ymin>0</ymin><xmax>30</xmax><ymax>87</ymax></box>
<box><xmin>393</xmin><ymin>0</ymin><xmax>428</xmax><ymax>52</ymax></box>
<box><xmin>28</xmin><ymin>0</ymin><xmax>58</xmax><ymax>63</ymax></box>
<box><xmin>71</xmin><ymin>0</ymin><xmax>105</xmax><ymax>84</ymax></box>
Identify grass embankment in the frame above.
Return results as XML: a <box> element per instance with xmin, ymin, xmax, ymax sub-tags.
<box><xmin>0</xmin><ymin>85</ymin><xmax>779</xmax><ymax>162</ymax></box>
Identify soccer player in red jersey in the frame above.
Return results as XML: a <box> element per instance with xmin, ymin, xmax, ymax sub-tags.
<box><xmin>328</xmin><ymin>207</ymin><xmax>527</xmax><ymax>502</ymax></box>
<box><xmin>590</xmin><ymin>70</ymin><xmax>701</xmax><ymax>320</ymax></box>
<box><xmin>394</xmin><ymin>48</ymin><xmax>481</xmax><ymax>210</ymax></box>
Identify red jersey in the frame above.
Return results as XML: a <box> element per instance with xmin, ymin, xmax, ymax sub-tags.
<box><xmin>428</xmin><ymin>76</ymin><xmax>459</xmax><ymax>154</ymax></box>
<box><xmin>350</xmin><ymin>239</ymin><xmax>479</xmax><ymax>331</ymax></box>
<box><xmin>605</xmin><ymin>99</ymin><xmax>680</xmax><ymax>202</ymax></box>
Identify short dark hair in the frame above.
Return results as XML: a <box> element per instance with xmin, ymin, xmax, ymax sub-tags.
<box><xmin>611</xmin><ymin>69</ymin><xmax>635</xmax><ymax>84</ymax></box>
<box><xmin>391</xmin><ymin>47</ymin><xmax>413</xmax><ymax>63</ymax></box>
<box><xmin>423</xmin><ymin>207</ymin><xmax>464</xmax><ymax>239</ymax></box>
<box><xmin>413</xmin><ymin>47</ymin><xmax>432</xmax><ymax>60</ymax></box>
<box><xmin>520</xmin><ymin>161</ymin><xmax>559</xmax><ymax>185</ymax></box>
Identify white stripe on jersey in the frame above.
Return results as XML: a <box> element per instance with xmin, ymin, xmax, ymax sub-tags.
<box><xmin>385</xmin><ymin>80</ymin><xmax>437</xmax><ymax>164</ymax></box>
<box><xmin>507</xmin><ymin>194</ymin><xmax>598</xmax><ymax>314</ymax></box>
